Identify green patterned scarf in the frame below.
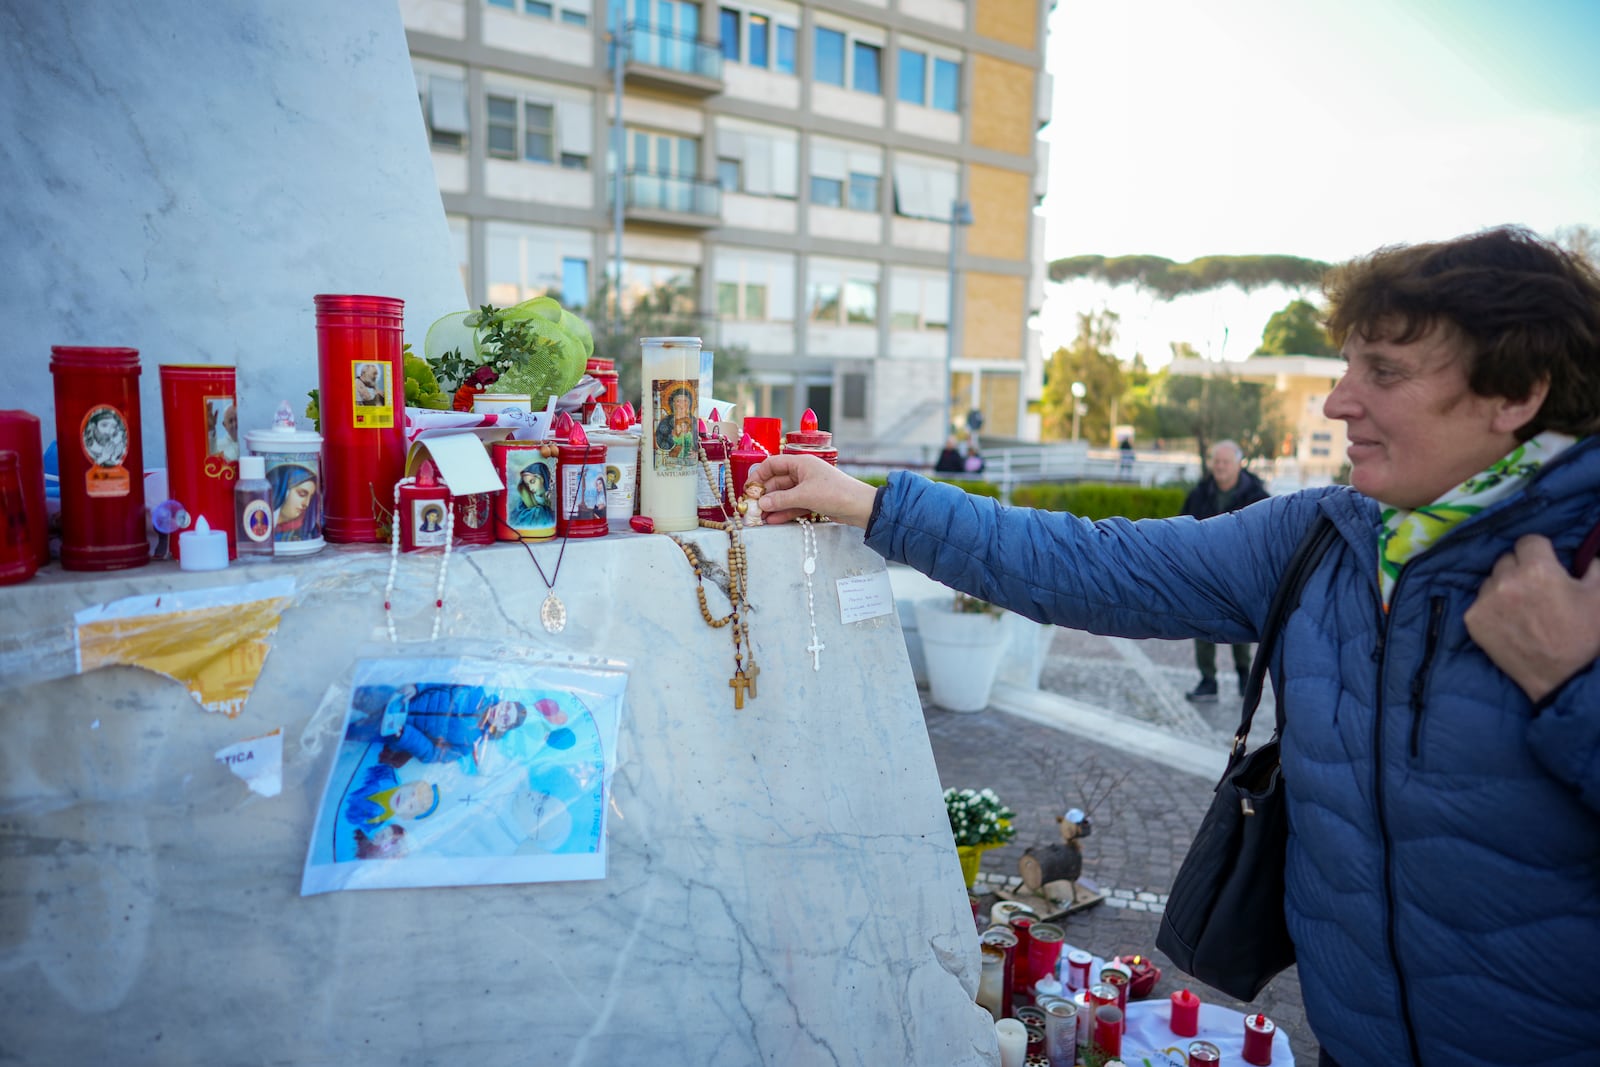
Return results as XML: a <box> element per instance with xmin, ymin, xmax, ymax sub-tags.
<box><xmin>1378</xmin><ymin>431</ymin><xmax>1577</xmax><ymax>608</ymax></box>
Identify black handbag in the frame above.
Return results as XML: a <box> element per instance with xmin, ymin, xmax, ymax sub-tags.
<box><xmin>1155</xmin><ymin>514</ymin><xmax>1339</xmax><ymax>1002</ymax></box>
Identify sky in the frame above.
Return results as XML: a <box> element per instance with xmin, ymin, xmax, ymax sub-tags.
<box><xmin>1037</xmin><ymin>0</ymin><xmax>1600</xmax><ymax>368</ymax></box>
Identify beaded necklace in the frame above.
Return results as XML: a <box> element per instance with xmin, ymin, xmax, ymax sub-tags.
<box><xmin>383</xmin><ymin>475</ymin><xmax>453</xmax><ymax>642</ymax></box>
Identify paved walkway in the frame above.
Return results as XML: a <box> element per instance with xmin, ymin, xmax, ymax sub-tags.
<box><xmin>908</xmin><ymin>568</ymin><xmax>1322</xmax><ymax>1064</ymax></box>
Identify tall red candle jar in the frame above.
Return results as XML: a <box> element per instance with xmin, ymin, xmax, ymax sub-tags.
<box><xmin>492</xmin><ymin>440</ymin><xmax>555</xmax><ymax>541</ymax></box>
<box><xmin>0</xmin><ymin>452</ymin><xmax>40</xmax><ymax>585</ymax></box>
<box><xmin>555</xmin><ymin>424</ymin><xmax>608</xmax><ymax>539</ymax></box>
<box><xmin>1009</xmin><ymin>916</ymin><xmax>1036</xmax><ymax>990</ymax></box>
<box><xmin>453</xmin><ymin>491</ymin><xmax>495</xmax><ymax>546</ymax></box>
<box><xmin>696</xmin><ymin>420</ymin><xmax>730</xmax><ymax>522</ymax></box>
<box><xmin>314</xmin><ymin>294</ymin><xmax>406</xmax><ymax>543</ymax></box>
<box><xmin>50</xmin><ymin>345</ymin><xmax>148</xmax><ymax>571</ymax></box>
<box><xmin>780</xmin><ymin>408</ymin><xmax>837</xmax><ymax>465</ymax></box>
<box><xmin>1027</xmin><ymin>922</ymin><xmax>1065</xmax><ymax>991</ymax></box>
<box><xmin>245</xmin><ymin>416</ymin><xmax>325</xmax><ymax>556</ymax></box>
<box><xmin>0</xmin><ymin>411</ymin><xmax>49</xmax><ymax>568</ymax></box>
<box><xmin>160</xmin><ymin>363</ymin><xmax>239</xmax><ymax>560</ymax></box>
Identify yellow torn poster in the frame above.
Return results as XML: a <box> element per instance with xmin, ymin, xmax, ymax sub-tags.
<box><xmin>74</xmin><ymin>578</ymin><xmax>297</xmax><ymax>717</ymax></box>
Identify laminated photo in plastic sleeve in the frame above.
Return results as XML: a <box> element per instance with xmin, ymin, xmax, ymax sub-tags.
<box><xmin>300</xmin><ymin>654</ymin><xmax>627</xmax><ymax>894</ymax></box>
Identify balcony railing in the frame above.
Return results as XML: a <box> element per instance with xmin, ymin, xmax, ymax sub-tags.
<box><xmin>620</xmin><ymin>22</ymin><xmax>723</xmax><ymax>85</ymax></box>
<box><xmin>617</xmin><ymin>170</ymin><xmax>721</xmax><ymax>222</ymax></box>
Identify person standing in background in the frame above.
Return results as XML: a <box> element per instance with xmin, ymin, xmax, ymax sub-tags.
<box><xmin>1180</xmin><ymin>440</ymin><xmax>1271</xmax><ymax>703</ymax></box>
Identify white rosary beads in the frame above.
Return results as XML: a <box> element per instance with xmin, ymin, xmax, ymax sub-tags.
<box><xmin>798</xmin><ymin>517</ymin><xmax>823</xmax><ymax>671</ymax></box>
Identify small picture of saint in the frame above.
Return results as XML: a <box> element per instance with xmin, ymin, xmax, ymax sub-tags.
<box><xmin>652</xmin><ymin>381</ymin><xmax>698</xmax><ymax>471</ymax></box>
<box><xmin>81</xmin><ymin>406</ymin><xmax>129</xmax><ymax>468</ymax></box>
<box><xmin>355</xmin><ymin>362</ymin><xmax>388</xmax><ymax>407</ymax></box>
<box><xmin>247</xmin><ymin>506</ymin><xmax>272</xmax><ymax>541</ymax></box>
<box><xmin>206</xmin><ymin>397</ymin><xmax>239</xmax><ymax>460</ymax></box>
<box><xmin>506</xmin><ymin>455</ymin><xmax>556</xmax><ymax>538</ymax></box>
<box><xmin>418</xmin><ymin>504</ymin><xmax>446</xmax><ymax>533</ymax></box>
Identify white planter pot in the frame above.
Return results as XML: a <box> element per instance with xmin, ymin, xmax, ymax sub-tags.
<box><xmin>898</xmin><ymin>598</ymin><xmax>928</xmax><ymax>686</ymax></box>
<box><xmin>913</xmin><ymin>598</ymin><xmax>1009</xmax><ymax>713</ymax></box>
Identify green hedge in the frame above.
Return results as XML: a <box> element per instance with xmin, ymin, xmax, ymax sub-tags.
<box><xmin>860</xmin><ymin>474</ymin><xmax>1003</xmax><ymax>499</ymax></box>
<box><xmin>1011</xmin><ymin>482</ymin><xmax>1186</xmax><ymax>521</ymax></box>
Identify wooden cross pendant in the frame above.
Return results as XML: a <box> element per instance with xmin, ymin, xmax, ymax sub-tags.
<box><xmin>729</xmin><ymin>670</ymin><xmax>753</xmax><ymax>709</ymax></box>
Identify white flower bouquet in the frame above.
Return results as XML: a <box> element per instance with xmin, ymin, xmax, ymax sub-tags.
<box><xmin>944</xmin><ymin>787</ymin><xmax>1017</xmax><ymax>848</ymax></box>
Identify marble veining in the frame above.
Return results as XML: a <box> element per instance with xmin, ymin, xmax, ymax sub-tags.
<box><xmin>0</xmin><ymin>525</ymin><xmax>997</xmax><ymax>1065</ymax></box>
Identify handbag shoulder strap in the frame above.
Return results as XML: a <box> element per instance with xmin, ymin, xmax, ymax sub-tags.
<box><xmin>1230</xmin><ymin>514</ymin><xmax>1340</xmax><ymax>759</ymax></box>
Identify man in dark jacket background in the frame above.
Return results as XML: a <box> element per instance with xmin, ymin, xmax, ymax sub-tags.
<box><xmin>1180</xmin><ymin>440</ymin><xmax>1270</xmax><ymax>702</ymax></box>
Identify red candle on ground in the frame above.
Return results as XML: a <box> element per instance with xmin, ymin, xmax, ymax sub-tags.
<box><xmin>1169</xmin><ymin>988</ymin><xmax>1200</xmax><ymax>1037</ymax></box>
<box><xmin>1242</xmin><ymin>1013</ymin><xmax>1276</xmax><ymax>1065</ymax></box>
<box><xmin>1092</xmin><ymin>1004</ymin><xmax>1123</xmax><ymax>1058</ymax></box>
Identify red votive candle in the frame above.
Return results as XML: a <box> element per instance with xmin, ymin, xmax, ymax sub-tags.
<box><xmin>696</xmin><ymin>418</ymin><xmax>730</xmax><ymax>521</ymax></box>
<box><xmin>1009</xmin><ymin>916</ymin><xmax>1036</xmax><ymax>991</ymax></box>
<box><xmin>0</xmin><ymin>452</ymin><xmax>39</xmax><ymax>585</ymax></box>
<box><xmin>0</xmin><ymin>411</ymin><xmax>49</xmax><ymax>568</ymax></box>
<box><xmin>780</xmin><ymin>407</ymin><xmax>837</xmax><ymax>465</ymax></box>
<box><xmin>981</xmin><ymin>926</ymin><xmax>1019</xmax><ymax>1020</ymax></box>
<box><xmin>1027</xmin><ymin>922</ymin><xmax>1065</xmax><ymax>990</ymax></box>
<box><xmin>1170</xmin><ymin>988</ymin><xmax>1201</xmax><ymax>1037</ymax></box>
<box><xmin>1092</xmin><ymin>1003</ymin><xmax>1123</xmax><ymax>1059</ymax></box>
<box><xmin>50</xmin><ymin>345</ymin><xmax>148</xmax><ymax>571</ymax></box>
<box><xmin>742</xmin><ymin>415</ymin><xmax>781</xmax><ymax>456</ymax></box>
<box><xmin>556</xmin><ymin>422</ymin><xmax>608</xmax><ymax>539</ymax></box>
<box><xmin>398</xmin><ymin>461</ymin><xmax>450</xmax><ymax>552</ymax></box>
<box><xmin>1188</xmin><ymin>1040</ymin><xmax>1222</xmax><ymax>1065</ymax></box>
<box><xmin>492</xmin><ymin>440</ymin><xmax>556</xmax><ymax>542</ymax></box>
<box><xmin>160</xmin><ymin>363</ymin><xmax>239</xmax><ymax>560</ymax></box>
<box><xmin>730</xmin><ymin>432</ymin><xmax>765</xmax><ymax>500</ymax></box>
<box><xmin>1242</xmin><ymin>1013</ymin><xmax>1275</xmax><ymax>1066</ymax></box>
<box><xmin>315</xmin><ymin>293</ymin><xmax>406</xmax><ymax>543</ymax></box>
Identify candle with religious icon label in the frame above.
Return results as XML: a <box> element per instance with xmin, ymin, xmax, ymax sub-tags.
<box><xmin>399</xmin><ymin>460</ymin><xmax>451</xmax><ymax>552</ymax></box>
<box><xmin>50</xmin><ymin>345</ymin><xmax>148</xmax><ymax>571</ymax></box>
<box><xmin>0</xmin><ymin>411</ymin><xmax>48</xmax><ymax>569</ymax></box>
<box><xmin>452</xmin><ymin>490</ymin><xmax>495</xmax><ymax>546</ymax></box>
<box><xmin>245</xmin><ymin>404</ymin><xmax>325</xmax><ymax>556</ymax></box>
<box><xmin>696</xmin><ymin>418</ymin><xmax>731</xmax><ymax>521</ymax></box>
<box><xmin>314</xmin><ymin>293</ymin><xmax>406</xmax><ymax>543</ymax></box>
<box><xmin>556</xmin><ymin>421</ymin><xmax>608</xmax><ymax>539</ymax></box>
<box><xmin>780</xmin><ymin>407</ymin><xmax>838</xmax><ymax>465</ymax></box>
<box><xmin>589</xmin><ymin>404</ymin><xmax>640</xmax><ymax>531</ymax></box>
<box><xmin>160</xmin><ymin>363</ymin><xmax>239</xmax><ymax>560</ymax></box>
<box><xmin>1242</xmin><ymin>1013</ymin><xmax>1275</xmax><ymax>1065</ymax></box>
<box><xmin>492</xmin><ymin>440</ymin><xmax>556</xmax><ymax>541</ymax></box>
<box><xmin>639</xmin><ymin>336</ymin><xmax>701</xmax><ymax>532</ymax></box>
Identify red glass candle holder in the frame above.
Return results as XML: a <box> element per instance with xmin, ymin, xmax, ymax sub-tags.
<box><xmin>50</xmin><ymin>345</ymin><xmax>148</xmax><ymax>571</ymax></box>
<box><xmin>160</xmin><ymin>364</ymin><xmax>239</xmax><ymax>559</ymax></box>
<box><xmin>742</xmin><ymin>416</ymin><xmax>781</xmax><ymax>457</ymax></box>
<box><xmin>781</xmin><ymin>407</ymin><xmax>838</xmax><ymax>465</ymax></box>
<box><xmin>0</xmin><ymin>451</ymin><xmax>40</xmax><ymax>585</ymax></box>
<box><xmin>453</xmin><ymin>492</ymin><xmax>495</xmax><ymax>546</ymax></box>
<box><xmin>0</xmin><ymin>410</ymin><xmax>49</xmax><ymax>568</ymax></box>
<box><xmin>315</xmin><ymin>294</ymin><xmax>406</xmax><ymax>543</ymax></box>
<box><xmin>555</xmin><ymin>426</ymin><xmax>608</xmax><ymax>539</ymax></box>
<box><xmin>730</xmin><ymin>432</ymin><xmax>765</xmax><ymax>500</ymax></box>
<box><xmin>1009</xmin><ymin>916</ymin><xmax>1036</xmax><ymax>990</ymax></box>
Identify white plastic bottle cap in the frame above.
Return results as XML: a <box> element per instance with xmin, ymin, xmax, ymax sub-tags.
<box><xmin>239</xmin><ymin>455</ymin><xmax>265</xmax><ymax>479</ymax></box>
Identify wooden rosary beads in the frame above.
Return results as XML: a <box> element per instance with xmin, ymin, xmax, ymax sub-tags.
<box><xmin>675</xmin><ymin>441</ymin><xmax>761</xmax><ymax>708</ymax></box>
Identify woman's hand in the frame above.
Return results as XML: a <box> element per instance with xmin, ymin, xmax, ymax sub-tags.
<box><xmin>1465</xmin><ymin>534</ymin><xmax>1600</xmax><ymax>702</ymax></box>
<box><xmin>746</xmin><ymin>454</ymin><xmax>878</xmax><ymax>528</ymax></box>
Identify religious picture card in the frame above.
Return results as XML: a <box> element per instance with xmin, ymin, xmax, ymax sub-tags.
<box><xmin>300</xmin><ymin>654</ymin><xmax>627</xmax><ymax>895</ymax></box>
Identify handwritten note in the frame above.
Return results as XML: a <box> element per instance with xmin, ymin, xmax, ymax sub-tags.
<box><xmin>835</xmin><ymin>572</ymin><xmax>894</xmax><ymax>625</ymax></box>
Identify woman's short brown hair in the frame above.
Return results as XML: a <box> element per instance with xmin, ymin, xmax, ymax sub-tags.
<box><xmin>1323</xmin><ymin>226</ymin><xmax>1600</xmax><ymax>438</ymax></box>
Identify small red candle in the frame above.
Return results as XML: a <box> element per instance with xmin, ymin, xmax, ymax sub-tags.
<box><xmin>742</xmin><ymin>415</ymin><xmax>781</xmax><ymax>456</ymax></box>
<box><xmin>696</xmin><ymin>418</ymin><xmax>730</xmax><ymax>521</ymax></box>
<box><xmin>1242</xmin><ymin>1013</ymin><xmax>1275</xmax><ymax>1066</ymax></box>
<box><xmin>556</xmin><ymin>421</ymin><xmax>608</xmax><ymax>539</ymax></box>
<box><xmin>729</xmin><ymin>432</ymin><xmax>765</xmax><ymax>500</ymax></box>
<box><xmin>1008</xmin><ymin>916</ymin><xmax>1036</xmax><ymax>991</ymax></box>
<box><xmin>398</xmin><ymin>460</ymin><xmax>450</xmax><ymax>552</ymax></box>
<box><xmin>1092</xmin><ymin>1003</ymin><xmax>1123</xmax><ymax>1058</ymax></box>
<box><xmin>781</xmin><ymin>407</ymin><xmax>837</xmax><ymax>465</ymax></box>
<box><xmin>1169</xmin><ymin>988</ymin><xmax>1200</xmax><ymax>1037</ymax></box>
<box><xmin>0</xmin><ymin>410</ymin><xmax>49</xmax><ymax>569</ymax></box>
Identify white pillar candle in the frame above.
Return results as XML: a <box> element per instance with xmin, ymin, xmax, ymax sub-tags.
<box><xmin>638</xmin><ymin>336</ymin><xmax>701</xmax><ymax>532</ymax></box>
<box><xmin>994</xmin><ymin>1017</ymin><xmax>1027</xmax><ymax>1067</ymax></box>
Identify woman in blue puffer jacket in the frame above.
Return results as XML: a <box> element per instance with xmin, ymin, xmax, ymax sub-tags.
<box><xmin>747</xmin><ymin>226</ymin><xmax>1600</xmax><ymax>1067</ymax></box>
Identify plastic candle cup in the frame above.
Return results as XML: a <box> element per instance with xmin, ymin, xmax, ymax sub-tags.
<box><xmin>1170</xmin><ymin>988</ymin><xmax>1201</xmax><ymax>1037</ymax></box>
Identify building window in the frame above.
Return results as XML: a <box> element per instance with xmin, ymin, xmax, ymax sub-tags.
<box><xmin>525</xmin><ymin>0</ymin><xmax>553</xmax><ymax>15</ymax></box>
<box><xmin>776</xmin><ymin>25</ymin><xmax>795</xmax><ymax>73</ymax></box>
<box><xmin>562</xmin><ymin>257</ymin><xmax>589</xmax><ymax>312</ymax></box>
<box><xmin>421</xmin><ymin>74</ymin><xmax>468</xmax><ymax>151</ymax></box>
<box><xmin>524</xmin><ymin>102</ymin><xmax>555</xmax><ymax>163</ymax></box>
<box><xmin>898</xmin><ymin>49</ymin><xmax>926</xmax><ymax>105</ymax></box>
<box><xmin>719</xmin><ymin>8</ymin><xmax>740</xmax><ymax>61</ymax></box>
<box><xmin>487</xmin><ymin>95</ymin><xmax>518</xmax><ymax>159</ymax></box>
<box><xmin>809</xmin><ymin>176</ymin><xmax>843</xmax><ymax>207</ymax></box>
<box><xmin>842</xmin><ymin>373</ymin><xmax>867</xmax><ymax>419</ymax></box>
<box><xmin>815</xmin><ymin>27</ymin><xmax>845</xmax><ymax>86</ymax></box>
<box><xmin>851</xmin><ymin>41</ymin><xmax>881</xmax><ymax>94</ymax></box>
<box><xmin>620</xmin><ymin>260</ymin><xmax>697</xmax><ymax>316</ymax></box>
<box><xmin>812</xmin><ymin>136</ymin><xmax>883</xmax><ymax>214</ymax></box>
<box><xmin>716</xmin><ymin>119</ymin><xmax>799</xmax><ymax>198</ymax></box>
<box><xmin>891</xmin><ymin>152</ymin><xmax>959</xmax><ymax>220</ymax></box>
<box><xmin>485</xmin><ymin>221</ymin><xmax>592</xmax><ymax>307</ymax></box>
<box><xmin>808</xmin><ymin>259</ymin><xmax>879</xmax><ymax>327</ymax></box>
<box><xmin>890</xmin><ymin>269</ymin><xmax>949</xmax><ymax>331</ymax></box>
<box><xmin>747</xmin><ymin>13</ymin><xmax>769</xmax><ymax>67</ymax></box>
<box><xmin>487</xmin><ymin>0</ymin><xmax>514</xmax><ymax>7</ymax></box>
<box><xmin>719</xmin><ymin>4</ymin><xmax>798</xmax><ymax>74</ymax></box>
<box><xmin>715</xmin><ymin>249</ymin><xmax>795</xmax><ymax>323</ymax></box>
<box><xmin>847</xmin><ymin>172</ymin><xmax>879</xmax><ymax>213</ymax></box>
<box><xmin>932</xmin><ymin>57</ymin><xmax>959</xmax><ymax>111</ymax></box>
<box><xmin>561</xmin><ymin>9</ymin><xmax>588</xmax><ymax>26</ymax></box>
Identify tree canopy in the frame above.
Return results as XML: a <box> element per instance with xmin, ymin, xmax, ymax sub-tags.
<box><xmin>1039</xmin><ymin>310</ymin><xmax>1124</xmax><ymax>443</ymax></box>
<box><xmin>1133</xmin><ymin>356</ymin><xmax>1289</xmax><ymax>465</ymax></box>
<box><xmin>1047</xmin><ymin>253</ymin><xmax>1331</xmax><ymax>300</ymax></box>
<box><xmin>1254</xmin><ymin>298</ymin><xmax>1335</xmax><ymax>357</ymax></box>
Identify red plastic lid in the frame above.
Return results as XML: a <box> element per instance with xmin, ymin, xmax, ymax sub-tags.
<box><xmin>50</xmin><ymin>345</ymin><xmax>140</xmax><ymax>371</ymax></box>
<box><xmin>314</xmin><ymin>294</ymin><xmax>404</xmax><ymax>313</ymax></box>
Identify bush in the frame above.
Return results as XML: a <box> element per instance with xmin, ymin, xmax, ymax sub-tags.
<box><xmin>859</xmin><ymin>473</ymin><xmax>1002</xmax><ymax>498</ymax></box>
<box><xmin>1011</xmin><ymin>482</ymin><xmax>1186</xmax><ymax>521</ymax></box>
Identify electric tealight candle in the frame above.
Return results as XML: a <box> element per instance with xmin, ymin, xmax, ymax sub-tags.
<box><xmin>178</xmin><ymin>515</ymin><xmax>230</xmax><ymax>571</ymax></box>
<box><xmin>1169</xmin><ymin>988</ymin><xmax>1200</xmax><ymax>1037</ymax></box>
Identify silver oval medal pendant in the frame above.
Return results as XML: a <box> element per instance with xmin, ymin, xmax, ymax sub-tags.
<box><xmin>540</xmin><ymin>591</ymin><xmax>567</xmax><ymax>633</ymax></box>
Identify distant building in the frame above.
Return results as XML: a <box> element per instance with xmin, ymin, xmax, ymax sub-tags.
<box><xmin>402</xmin><ymin>0</ymin><xmax>1053</xmax><ymax>458</ymax></box>
<box><xmin>1166</xmin><ymin>355</ymin><xmax>1348</xmax><ymax>484</ymax></box>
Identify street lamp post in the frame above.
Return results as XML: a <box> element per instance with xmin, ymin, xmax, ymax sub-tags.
<box><xmin>1070</xmin><ymin>380</ymin><xmax>1086</xmax><ymax>442</ymax></box>
<box><xmin>942</xmin><ymin>199</ymin><xmax>974</xmax><ymax>444</ymax></box>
